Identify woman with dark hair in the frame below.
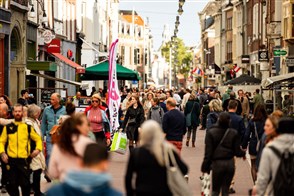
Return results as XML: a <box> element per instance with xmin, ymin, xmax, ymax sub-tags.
<box><xmin>48</xmin><ymin>114</ymin><xmax>93</xmax><ymax>181</ymax></box>
<box><xmin>0</xmin><ymin>95</ymin><xmax>13</xmax><ymax>118</ymax></box>
<box><xmin>241</xmin><ymin>104</ymin><xmax>267</xmax><ymax>183</ymax></box>
<box><xmin>201</xmin><ymin>112</ymin><xmax>245</xmax><ymax>196</ymax></box>
<box><xmin>184</xmin><ymin>93</ymin><xmax>200</xmax><ymax>147</ymax></box>
<box><xmin>122</xmin><ymin>95</ymin><xmax>145</xmax><ymax>152</ymax></box>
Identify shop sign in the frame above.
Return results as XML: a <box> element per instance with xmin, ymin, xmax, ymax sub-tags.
<box><xmin>41</xmin><ymin>89</ymin><xmax>55</xmax><ymax>103</ymax></box>
<box><xmin>258</xmin><ymin>50</ymin><xmax>269</xmax><ymax>62</ymax></box>
<box><xmin>273</xmin><ymin>50</ymin><xmax>287</xmax><ymax>56</ymax></box>
<box><xmin>286</xmin><ymin>58</ymin><xmax>294</xmax><ymax>67</ymax></box>
<box><xmin>241</xmin><ymin>55</ymin><xmax>250</xmax><ymax>64</ymax></box>
<box><xmin>42</xmin><ymin>30</ymin><xmax>55</xmax><ymax>44</ymax></box>
<box><xmin>46</xmin><ymin>39</ymin><xmax>61</xmax><ymax>53</ymax></box>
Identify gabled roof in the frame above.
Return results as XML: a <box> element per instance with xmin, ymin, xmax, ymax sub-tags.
<box><xmin>119</xmin><ymin>10</ymin><xmax>144</xmax><ymax>26</ymax></box>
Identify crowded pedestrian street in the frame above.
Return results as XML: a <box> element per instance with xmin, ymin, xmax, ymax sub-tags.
<box><xmin>1</xmin><ymin>128</ymin><xmax>254</xmax><ymax>196</ymax></box>
<box><xmin>1</xmin><ymin>0</ymin><xmax>294</xmax><ymax>196</ymax></box>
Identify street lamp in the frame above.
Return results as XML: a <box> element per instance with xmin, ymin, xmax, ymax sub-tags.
<box><xmin>178</xmin><ymin>5</ymin><xmax>183</xmax><ymax>15</ymax></box>
<box><xmin>29</xmin><ymin>0</ymin><xmax>48</xmax><ymax>23</ymax></box>
<box><xmin>226</xmin><ymin>0</ymin><xmax>233</xmax><ymax>8</ymax></box>
<box><xmin>179</xmin><ymin>0</ymin><xmax>185</xmax><ymax>6</ymax></box>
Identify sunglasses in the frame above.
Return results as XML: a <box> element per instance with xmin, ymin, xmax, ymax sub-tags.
<box><xmin>92</xmin><ymin>100</ymin><xmax>99</xmax><ymax>103</ymax></box>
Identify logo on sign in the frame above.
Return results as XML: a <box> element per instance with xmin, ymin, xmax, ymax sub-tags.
<box><xmin>258</xmin><ymin>50</ymin><xmax>269</xmax><ymax>62</ymax></box>
<box><xmin>42</xmin><ymin>30</ymin><xmax>55</xmax><ymax>44</ymax></box>
<box><xmin>46</xmin><ymin>39</ymin><xmax>61</xmax><ymax>53</ymax></box>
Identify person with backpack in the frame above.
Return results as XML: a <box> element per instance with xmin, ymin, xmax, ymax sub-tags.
<box><xmin>206</xmin><ymin>99</ymin><xmax>223</xmax><ymax>130</ymax></box>
<box><xmin>254</xmin><ymin>117</ymin><xmax>294</xmax><ymax>196</ymax></box>
<box><xmin>184</xmin><ymin>93</ymin><xmax>200</xmax><ymax>147</ymax></box>
<box><xmin>201</xmin><ymin>112</ymin><xmax>245</xmax><ymax>196</ymax></box>
<box><xmin>147</xmin><ymin>97</ymin><xmax>164</xmax><ymax>127</ymax></box>
<box><xmin>0</xmin><ymin>104</ymin><xmax>43</xmax><ymax>196</ymax></box>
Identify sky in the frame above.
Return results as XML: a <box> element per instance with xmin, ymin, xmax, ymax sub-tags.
<box><xmin>119</xmin><ymin>0</ymin><xmax>209</xmax><ymax>50</ymax></box>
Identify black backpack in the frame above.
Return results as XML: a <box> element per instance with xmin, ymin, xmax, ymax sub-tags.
<box><xmin>268</xmin><ymin>146</ymin><xmax>294</xmax><ymax>196</ymax></box>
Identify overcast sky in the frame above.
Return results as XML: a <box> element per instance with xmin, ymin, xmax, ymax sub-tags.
<box><xmin>119</xmin><ymin>0</ymin><xmax>208</xmax><ymax>50</ymax></box>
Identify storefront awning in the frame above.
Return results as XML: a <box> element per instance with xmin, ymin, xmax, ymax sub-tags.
<box><xmin>30</xmin><ymin>73</ymin><xmax>88</xmax><ymax>88</ymax></box>
<box><xmin>51</xmin><ymin>53</ymin><xmax>85</xmax><ymax>74</ymax></box>
<box><xmin>27</xmin><ymin>61</ymin><xmax>57</xmax><ymax>72</ymax></box>
<box><xmin>261</xmin><ymin>72</ymin><xmax>294</xmax><ymax>88</ymax></box>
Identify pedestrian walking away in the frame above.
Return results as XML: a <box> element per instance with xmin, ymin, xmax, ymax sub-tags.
<box><xmin>125</xmin><ymin>120</ymin><xmax>188</xmax><ymax>196</ymax></box>
<box><xmin>48</xmin><ymin>113</ymin><xmax>94</xmax><ymax>181</ymax></box>
<box><xmin>184</xmin><ymin>93</ymin><xmax>200</xmax><ymax>147</ymax></box>
<box><xmin>201</xmin><ymin>112</ymin><xmax>245</xmax><ymax>196</ymax></box>
<box><xmin>162</xmin><ymin>98</ymin><xmax>186</xmax><ymax>153</ymax></box>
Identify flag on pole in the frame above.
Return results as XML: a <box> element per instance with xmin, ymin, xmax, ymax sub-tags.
<box><xmin>108</xmin><ymin>39</ymin><xmax>121</xmax><ymax>131</ymax></box>
<box><xmin>230</xmin><ymin>64</ymin><xmax>241</xmax><ymax>78</ymax></box>
<box><xmin>192</xmin><ymin>67</ymin><xmax>204</xmax><ymax>76</ymax></box>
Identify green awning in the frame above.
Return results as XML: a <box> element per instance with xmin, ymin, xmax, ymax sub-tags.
<box><xmin>81</xmin><ymin>61</ymin><xmax>141</xmax><ymax>81</ymax></box>
<box><xmin>27</xmin><ymin>61</ymin><xmax>57</xmax><ymax>71</ymax></box>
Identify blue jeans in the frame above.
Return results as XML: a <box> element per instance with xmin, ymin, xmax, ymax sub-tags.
<box><xmin>45</xmin><ymin>136</ymin><xmax>53</xmax><ymax>166</ymax></box>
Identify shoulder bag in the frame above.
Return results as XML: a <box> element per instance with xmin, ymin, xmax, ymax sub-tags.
<box><xmin>164</xmin><ymin>146</ymin><xmax>192</xmax><ymax>196</ymax></box>
<box><xmin>186</xmin><ymin>103</ymin><xmax>196</xmax><ymax>127</ymax></box>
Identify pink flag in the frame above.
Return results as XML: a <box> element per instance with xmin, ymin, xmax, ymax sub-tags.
<box><xmin>108</xmin><ymin>39</ymin><xmax>121</xmax><ymax>131</ymax></box>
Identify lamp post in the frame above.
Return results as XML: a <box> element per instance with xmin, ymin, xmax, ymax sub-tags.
<box><xmin>179</xmin><ymin>0</ymin><xmax>185</xmax><ymax>6</ymax></box>
<box><xmin>169</xmin><ymin>44</ymin><xmax>172</xmax><ymax>89</ymax></box>
<box><xmin>178</xmin><ymin>5</ymin><xmax>183</xmax><ymax>15</ymax></box>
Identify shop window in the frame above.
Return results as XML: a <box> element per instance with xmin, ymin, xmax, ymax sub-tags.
<box><xmin>10</xmin><ymin>28</ymin><xmax>20</xmax><ymax>62</ymax></box>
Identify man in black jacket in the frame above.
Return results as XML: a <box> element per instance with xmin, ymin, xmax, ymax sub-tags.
<box><xmin>223</xmin><ymin>92</ymin><xmax>242</xmax><ymax>116</ymax></box>
<box><xmin>228</xmin><ymin>100</ymin><xmax>246</xmax><ymax>142</ymax></box>
<box><xmin>227</xmin><ymin>100</ymin><xmax>246</xmax><ymax>194</ymax></box>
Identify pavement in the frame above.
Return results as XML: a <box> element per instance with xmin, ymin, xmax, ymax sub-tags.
<box><xmin>1</xmin><ymin>128</ymin><xmax>253</xmax><ymax>196</ymax></box>
<box><xmin>109</xmin><ymin>127</ymin><xmax>254</xmax><ymax>196</ymax></box>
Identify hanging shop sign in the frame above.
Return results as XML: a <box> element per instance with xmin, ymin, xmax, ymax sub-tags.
<box><xmin>258</xmin><ymin>50</ymin><xmax>269</xmax><ymax>62</ymax></box>
<box><xmin>42</xmin><ymin>30</ymin><xmax>55</xmax><ymax>44</ymax></box>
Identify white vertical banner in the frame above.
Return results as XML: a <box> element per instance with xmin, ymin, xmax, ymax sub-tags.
<box><xmin>108</xmin><ymin>39</ymin><xmax>121</xmax><ymax>131</ymax></box>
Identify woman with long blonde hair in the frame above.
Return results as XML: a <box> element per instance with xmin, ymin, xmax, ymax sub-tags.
<box><xmin>125</xmin><ymin>120</ymin><xmax>188</xmax><ymax>196</ymax></box>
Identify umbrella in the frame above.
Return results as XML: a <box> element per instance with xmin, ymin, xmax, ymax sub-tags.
<box><xmin>225</xmin><ymin>74</ymin><xmax>261</xmax><ymax>85</ymax></box>
<box><xmin>80</xmin><ymin>61</ymin><xmax>141</xmax><ymax>81</ymax></box>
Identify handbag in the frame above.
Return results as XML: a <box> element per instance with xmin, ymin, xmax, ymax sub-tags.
<box><xmin>127</xmin><ymin>118</ymin><xmax>136</xmax><ymax>126</ymax></box>
<box><xmin>127</xmin><ymin>108</ymin><xmax>139</xmax><ymax>126</ymax></box>
<box><xmin>186</xmin><ymin>103</ymin><xmax>196</xmax><ymax>127</ymax></box>
<box><xmin>253</xmin><ymin>122</ymin><xmax>261</xmax><ymax>152</ymax></box>
<box><xmin>110</xmin><ymin>131</ymin><xmax>127</xmax><ymax>154</ymax></box>
<box><xmin>164</xmin><ymin>146</ymin><xmax>192</xmax><ymax>196</ymax></box>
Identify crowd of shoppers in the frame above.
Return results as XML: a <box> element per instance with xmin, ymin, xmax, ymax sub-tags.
<box><xmin>0</xmin><ymin>84</ymin><xmax>293</xmax><ymax>196</ymax></box>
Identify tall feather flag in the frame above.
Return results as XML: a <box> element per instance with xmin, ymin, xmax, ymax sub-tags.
<box><xmin>108</xmin><ymin>39</ymin><xmax>121</xmax><ymax>131</ymax></box>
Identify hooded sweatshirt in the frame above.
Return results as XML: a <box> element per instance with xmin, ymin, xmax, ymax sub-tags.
<box><xmin>47</xmin><ymin>170</ymin><xmax>122</xmax><ymax>196</ymax></box>
<box><xmin>256</xmin><ymin>134</ymin><xmax>294</xmax><ymax>196</ymax></box>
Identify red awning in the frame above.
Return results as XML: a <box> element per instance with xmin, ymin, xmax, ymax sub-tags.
<box><xmin>52</xmin><ymin>53</ymin><xmax>85</xmax><ymax>74</ymax></box>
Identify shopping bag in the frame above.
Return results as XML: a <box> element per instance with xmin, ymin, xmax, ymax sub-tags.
<box><xmin>110</xmin><ymin>132</ymin><xmax>127</xmax><ymax>154</ymax></box>
<box><xmin>200</xmin><ymin>173</ymin><xmax>211</xmax><ymax>196</ymax></box>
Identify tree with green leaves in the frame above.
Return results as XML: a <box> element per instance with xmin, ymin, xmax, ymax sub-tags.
<box><xmin>161</xmin><ymin>38</ymin><xmax>193</xmax><ymax>78</ymax></box>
